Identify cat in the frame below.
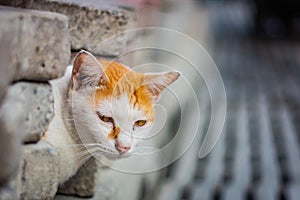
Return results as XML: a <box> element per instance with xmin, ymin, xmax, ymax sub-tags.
<box><xmin>44</xmin><ymin>50</ymin><xmax>180</xmax><ymax>184</ymax></box>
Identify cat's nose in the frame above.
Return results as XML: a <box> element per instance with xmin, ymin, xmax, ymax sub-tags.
<box><xmin>115</xmin><ymin>142</ymin><xmax>131</xmax><ymax>153</ymax></box>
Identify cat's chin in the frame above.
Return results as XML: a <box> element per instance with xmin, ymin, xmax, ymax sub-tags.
<box><xmin>104</xmin><ymin>153</ymin><xmax>131</xmax><ymax>160</ymax></box>
<box><xmin>91</xmin><ymin>151</ymin><xmax>131</xmax><ymax>161</ymax></box>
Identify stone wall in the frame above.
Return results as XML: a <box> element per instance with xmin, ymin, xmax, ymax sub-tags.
<box><xmin>0</xmin><ymin>1</ymin><xmax>140</xmax><ymax>199</ymax></box>
<box><xmin>0</xmin><ymin>5</ymin><xmax>69</xmax><ymax>199</ymax></box>
<box><xmin>0</xmin><ymin>0</ymin><xmax>137</xmax><ymax>57</ymax></box>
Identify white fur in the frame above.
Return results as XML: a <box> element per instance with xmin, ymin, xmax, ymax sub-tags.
<box><xmin>47</xmin><ymin>66</ymin><xmax>80</xmax><ymax>183</ymax></box>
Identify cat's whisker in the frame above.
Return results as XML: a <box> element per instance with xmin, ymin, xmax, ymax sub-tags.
<box><xmin>77</xmin><ymin>149</ymin><xmax>99</xmax><ymax>165</ymax></box>
<box><xmin>62</xmin><ymin>147</ymin><xmax>100</xmax><ymax>162</ymax></box>
<box><xmin>59</xmin><ymin>144</ymin><xmax>116</xmax><ymax>162</ymax></box>
<box><xmin>63</xmin><ymin>118</ymin><xmax>74</xmax><ymax>120</ymax></box>
<box><xmin>95</xmin><ymin>144</ymin><xmax>119</xmax><ymax>155</ymax></box>
<box><xmin>55</xmin><ymin>145</ymin><xmax>86</xmax><ymax>154</ymax></box>
<box><xmin>58</xmin><ymin>146</ymin><xmax>87</xmax><ymax>154</ymax></box>
<box><xmin>59</xmin><ymin>144</ymin><xmax>85</xmax><ymax>148</ymax></box>
<box><xmin>61</xmin><ymin>150</ymin><xmax>91</xmax><ymax>162</ymax></box>
<box><xmin>80</xmin><ymin>156</ymin><xmax>97</xmax><ymax>168</ymax></box>
<box><xmin>58</xmin><ymin>143</ymin><xmax>100</xmax><ymax>148</ymax></box>
<box><xmin>63</xmin><ymin>144</ymin><xmax>98</xmax><ymax>155</ymax></box>
<box><xmin>92</xmin><ymin>146</ymin><xmax>115</xmax><ymax>155</ymax></box>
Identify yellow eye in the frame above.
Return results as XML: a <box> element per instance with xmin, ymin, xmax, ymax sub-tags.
<box><xmin>101</xmin><ymin>116</ymin><xmax>112</xmax><ymax>123</ymax></box>
<box><xmin>134</xmin><ymin>120</ymin><xmax>147</xmax><ymax>127</ymax></box>
<box><xmin>97</xmin><ymin>112</ymin><xmax>113</xmax><ymax>123</ymax></box>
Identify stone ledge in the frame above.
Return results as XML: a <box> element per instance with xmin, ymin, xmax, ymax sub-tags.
<box><xmin>18</xmin><ymin>141</ymin><xmax>59</xmax><ymax>200</ymax></box>
<box><xmin>0</xmin><ymin>81</ymin><xmax>54</xmax><ymax>191</ymax></box>
<box><xmin>58</xmin><ymin>159</ymin><xmax>98</xmax><ymax>198</ymax></box>
<box><xmin>0</xmin><ymin>85</ymin><xmax>25</xmax><ymax>186</ymax></box>
<box><xmin>0</xmin><ymin>6</ymin><xmax>70</xmax><ymax>82</ymax></box>
<box><xmin>0</xmin><ymin>0</ymin><xmax>137</xmax><ymax>57</ymax></box>
<box><xmin>0</xmin><ymin>184</ymin><xmax>18</xmax><ymax>200</ymax></box>
<box><xmin>8</xmin><ymin>82</ymin><xmax>54</xmax><ymax>144</ymax></box>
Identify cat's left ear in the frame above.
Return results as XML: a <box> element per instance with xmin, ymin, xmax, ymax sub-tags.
<box><xmin>72</xmin><ymin>50</ymin><xmax>108</xmax><ymax>90</ymax></box>
<box><xmin>143</xmin><ymin>71</ymin><xmax>180</xmax><ymax>101</ymax></box>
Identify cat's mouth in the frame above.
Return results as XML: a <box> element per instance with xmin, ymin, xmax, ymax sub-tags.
<box><xmin>94</xmin><ymin>147</ymin><xmax>132</xmax><ymax>160</ymax></box>
<box><xmin>95</xmin><ymin>140</ymin><xmax>134</xmax><ymax>159</ymax></box>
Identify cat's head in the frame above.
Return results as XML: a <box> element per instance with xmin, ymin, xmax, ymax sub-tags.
<box><xmin>69</xmin><ymin>50</ymin><xmax>180</xmax><ymax>159</ymax></box>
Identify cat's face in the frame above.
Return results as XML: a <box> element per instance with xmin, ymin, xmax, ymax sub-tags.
<box><xmin>69</xmin><ymin>50</ymin><xmax>179</xmax><ymax>159</ymax></box>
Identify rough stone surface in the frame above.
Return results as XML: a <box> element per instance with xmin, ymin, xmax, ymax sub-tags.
<box><xmin>58</xmin><ymin>159</ymin><xmax>98</xmax><ymax>198</ymax></box>
<box><xmin>9</xmin><ymin>82</ymin><xmax>54</xmax><ymax>143</ymax></box>
<box><xmin>0</xmin><ymin>86</ymin><xmax>25</xmax><ymax>186</ymax></box>
<box><xmin>54</xmin><ymin>195</ymin><xmax>84</xmax><ymax>200</ymax></box>
<box><xmin>0</xmin><ymin>184</ymin><xmax>18</xmax><ymax>200</ymax></box>
<box><xmin>0</xmin><ymin>6</ymin><xmax>70</xmax><ymax>81</ymax></box>
<box><xmin>19</xmin><ymin>141</ymin><xmax>59</xmax><ymax>200</ymax></box>
<box><xmin>0</xmin><ymin>0</ymin><xmax>137</xmax><ymax>56</ymax></box>
<box><xmin>0</xmin><ymin>15</ymin><xmax>19</xmax><ymax>105</ymax></box>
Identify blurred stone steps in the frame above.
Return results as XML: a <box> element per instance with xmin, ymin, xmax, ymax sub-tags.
<box><xmin>175</xmin><ymin>36</ymin><xmax>300</xmax><ymax>200</ymax></box>
<box><xmin>288</xmin><ymin>185</ymin><xmax>300</xmax><ymax>200</ymax></box>
<box><xmin>19</xmin><ymin>142</ymin><xmax>59</xmax><ymax>199</ymax></box>
<box><xmin>0</xmin><ymin>0</ymin><xmax>137</xmax><ymax>57</ymax></box>
<box><xmin>191</xmin><ymin>183</ymin><xmax>211</xmax><ymax>200</ymax></box>
<box><xmin>157</xmin><ymin>181</ymin><xmax>181</xmax><ymax>200</ymax></box>
<box><xmin>154</xmin><ymin>1</ymin><xmax>300</xmax><ymax>197</ymax></box>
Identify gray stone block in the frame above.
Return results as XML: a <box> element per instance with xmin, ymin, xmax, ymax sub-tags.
<box><xmin>0</xmin><ymin>169</ymin><xmax>23</xmax><ymax>200</ymax></box>
<box><xmin>54</xmin><ymin>194</ymin><xmax>86</xmax><ymax>200</ymax></box>
<box><xmin>58</xmin><ymin>159</ymin><xmax>98</xmax><ymax>198</ymax></box>
<box><xmin>18</xmin><ymin>141</ymin><xmax>59</xmax><ymax>200</ymax></box>
<box><xmin>0</xmin><ymin>168</ymin><xmax>23</xmax><ymax>200</ymax></box>
<box><xmin>0</xmin><ymin>6</ymin><xmax>70</xmax><ymax>82</ymax></box>
<box><xmin>0</xmin><ymin>0</ymin><xmax>137</xmax><ymax>56</ymax></box>
<box><xmin>0</xmin><ymin>81</ymin><xmax>54</xmax><ymax>186</ymax></box>
<box><xmin>9</xmin><ymin>82</ymin><xmax>54</xmax><ymax>143</ymax></box>
<box><xmin>0</xmin><ymin>186</ymin><xmax>18</xmax><ymax>200</ymax></box>
<box><xmin>0</xmin><ymin>86</ymin><xmax>25</xmax><ymax>186</ymax></box>
<box><xmin>0</xmin><ymin>15</ymin><xmax>19</xmax><ymax>105</ymax></box>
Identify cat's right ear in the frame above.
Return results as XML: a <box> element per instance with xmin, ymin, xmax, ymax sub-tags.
<box><xmin>72</xmin><ymin>50</ymin><xmax>108</xmax><ymax>90</ymax></box>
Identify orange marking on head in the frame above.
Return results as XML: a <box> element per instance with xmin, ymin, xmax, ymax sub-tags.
<box><xmin>131</xmin><ymin>85</ymin><xmax>155</xmax><ymax>120</ymax></box>
<box><xmin>94</xmin><ymin>59</ymin><xmax>155</xmax><ymax>121</ymax></box>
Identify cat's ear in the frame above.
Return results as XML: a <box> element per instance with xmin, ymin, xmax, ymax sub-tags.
<box><xmin>143</xmin><ymin>71</ymin><xmax>180</xmax><ymax>101</ymax></box>
<box><xmin>72</xmin><ymin>50</ymin><xmax>108</xmax><ymax>90</ymax></box>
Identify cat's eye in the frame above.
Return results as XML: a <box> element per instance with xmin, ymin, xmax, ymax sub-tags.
<box><xmin>97</xmin><ymin>112</ymin><xmax>113</xmax><ymax>123</ymax></box>
<box><xmin>100</xmin><ymin>116</ymin><xmax>112</xmax><ymax>123</ymax></box>
<box><xmin>134</xmin><ymin>120</ymin><xmax>147</xmax><ymax>127</ymax></box>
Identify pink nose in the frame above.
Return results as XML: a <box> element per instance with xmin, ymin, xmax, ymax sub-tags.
<box><xmin>115</xmin><ymin>142</ymin><xmax>131</xmax><ymax>153</ymax></box>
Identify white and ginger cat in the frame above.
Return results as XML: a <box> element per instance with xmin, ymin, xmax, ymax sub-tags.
<box><xmin>45</xmin><ymin>50</ymin><xmax>180</xmax><ymax>184</ymax></box>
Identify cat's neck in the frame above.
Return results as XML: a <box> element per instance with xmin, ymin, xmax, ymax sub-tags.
<box><xmin>47</xmin><ymin>66</ymin><xmax>92</xmax><ymax>184</ymax></box>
